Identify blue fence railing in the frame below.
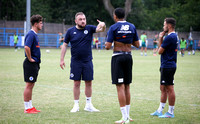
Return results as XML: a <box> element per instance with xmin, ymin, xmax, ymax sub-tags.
<box><xmin>0</xmin><ymin>28</ymin><xmax>200</xmax><ymax>50</ymax></box>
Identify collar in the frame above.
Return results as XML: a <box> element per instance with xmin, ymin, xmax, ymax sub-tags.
<box><xmin>168</xmin><ymin>31</ymin><xmax>176</xmax><ymax>35</ymax></box>
<box><xmin>31</xmin><ymin>29</ymin><xmax>37</xmax><ymax>34</ymax></box>
<box><xmin>117</xmin><ymin>21</ymin><xmax>126</xmax><ymax>23</ymax></box>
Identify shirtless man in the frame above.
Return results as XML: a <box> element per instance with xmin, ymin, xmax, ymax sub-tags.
<box><xmin>105</xmin><ymin>8</ymin><xmax>139</xmax><ymax>124</ymax></box>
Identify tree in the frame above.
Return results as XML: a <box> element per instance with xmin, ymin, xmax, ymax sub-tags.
<box><xmin>102</xmin><ymin>0</ymin><xmax>133</xmax><ymax>20</ymax></box>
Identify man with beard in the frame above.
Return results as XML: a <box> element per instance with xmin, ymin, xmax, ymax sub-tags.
<box><xmin>150</xmin><ymin>18</ymin><xmax>178</xmax><ymax>118</ymax></box>
<box><xmin>60</xmin><ymin>12</ymin><xmax>106</xmax><ymax>112</ymax></box>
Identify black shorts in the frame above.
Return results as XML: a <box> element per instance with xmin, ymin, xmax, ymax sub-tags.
<box><xmin>23</xmin><ymin>58</ymin><xmax>40</xmax><ymax>83</ymax></box>
<box><xmin>160</xmin><ymin>68</ymin><xmax>176</xmax><ymax>85</ymax></box>
<box><xmin>70</xmin><ymin>60</ymin><xmax>93</xmax><ymax>81</ymax></box>
<box><xmin>111</xmin><ymin>54</ymin><xmax>133</xmax><ymax>84</ymax></box>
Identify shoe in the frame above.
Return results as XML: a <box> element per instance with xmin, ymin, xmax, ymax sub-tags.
<box><xmin>115</xmin><ymin>118</ymin><xmax>130</xmax><ymax>124</ymax></box>
<box><xmin>31</xmin><ymin>107</ymin><xmax>41</xmax><ymax>112</ymax></box>
<box><xmin>24</xmin><ymin>108</ymin><xmax>38</xmax><ymax>114</ymax></box>
<box><xmin>150</xmin><ymin>110</ymin><xmax>162</xmax><ymax>116</ymax></box>
<box><xmin>128</xmin><ymin>117</ymin><xmax>134</xmax><ymax>122</ymax></box>
<box><xmin>159</xmin><ymin>112</ymin><xmax>174</xmax><ymax>118</ymax></box>
<box><xmin>84</xmin><ymin>104</ymin><xmax>100</xmax><ymax>112</ymax></box>
<box><xmin>70</xmin><ymin>104</ymin><xmax>79</xmax><ymax>112</ymax></box>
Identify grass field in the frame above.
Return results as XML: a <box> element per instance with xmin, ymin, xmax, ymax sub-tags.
<box><xmin>0</xmin><ymin>48</ymin><xmax>200</xmax><ymax>124</ymax></box>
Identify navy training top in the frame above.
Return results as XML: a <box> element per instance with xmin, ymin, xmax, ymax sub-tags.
<box><xmin>24</xmin><ymin>30</ymin><xmax>41</xmax><ymax>63</ymax></box>
<box><xmin>161</xmin><ymin>32</ymin><xmax>178</xmax><ymax>68</ymax></box>
<box><xmin>107</xmin><ymin>21</ymin><xmax>139</xmax><ymax>44</ymax></box>
<box><xmin>64</xmin><ymin>25</ymin><xmax>96</xmax><ymax>62</ymax></box>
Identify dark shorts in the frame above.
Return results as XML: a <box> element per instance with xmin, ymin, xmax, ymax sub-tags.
<box><xmin>160</xmin><ymin>68</ymin><xmax>176</xmax><ymax>85</ymax></box>
<box><xmin>23</xmin><ymin>58</ymin><xmax>40</xmax><ymax>83</ymax></box>
<box><xmin>70</xmin><ymin>60</ymin><xmax>93</xmax><ymax>81</ymax></box>
<box><xmin>142</xmin><ymin>42</ymin><xmax>146</xmax><ymax>47</ymax></box>
<box><xmin>111</xmin><ymin>54</ymin><xmax>133</xmax><ymax>84</ymax></box>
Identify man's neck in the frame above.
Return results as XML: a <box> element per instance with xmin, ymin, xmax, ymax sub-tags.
<box><xmin>32</xmin><ymin>27</ymin><xmax>38</xmax><ymax>33</ymax></box>
<box><xmin>76</xmin><ymin>25</ymin><xmax>84</xmax><ymax>30</ymax></box>
<box><xmin>168</xmin><ymin>28</ymin><xmax>175</xmax><ymax>34</ymax></box>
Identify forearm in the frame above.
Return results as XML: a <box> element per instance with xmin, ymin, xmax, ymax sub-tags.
<box><xmin>158</xmin><ymin>37</ymin><xmax>163</xmax><ymax>48</ymax></box>
<box><xmin>132</xmin><ymin>41</ymin><xmax>139</xmax><ymax>48</ymax></box>
<box><xmin>60</xmin><ymin>43</ymin><xmax>67</xmax><ymax>61</ymax></box>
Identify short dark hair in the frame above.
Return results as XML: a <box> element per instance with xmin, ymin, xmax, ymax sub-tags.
<box><xmin>75</xmin><ymin>12</ymin><xmax>85</xmax><ymax>19</ymax></box>
<box><xmin>165</xmin><ymin>18</ymin><xmax>176</xmax><ymax>28</ymax></box>
<box><xmin>31</xmin><ymin>14</ymin><xmax>43</xmax><ymax>26</ymax></box>
<box><xmin>114</xmin><ymin>8</ymin><xmax>125</xmax><ymax>19</ymax></box>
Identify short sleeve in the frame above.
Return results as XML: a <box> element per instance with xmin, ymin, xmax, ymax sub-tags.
<box><xmin>161</xmin><ymin>36</ymin><xmax>171</xmax><ymax>49</ymax></box>
<box><xmin>133</xmin><ymin>28</ymin><xmax>139</xmax><ymax>42</ymax></box>
<box><xmin>25</xmin><ymin>34</ymin><xmax>34</xmax><ymax>48</ymax></box>
<box><xmin>90</xmin><ymin>25</ymin><xmax>97</xmax><ymax>33</ymax></box>
<box><xmin>107</xmin><ymin>27</ymin><xmax>114</xmax><ymax>43</ymax></box>
<box><xmin>64</xmin><ymin>30</ymin><xmax>71</xmax><ymax>44</ymax></box>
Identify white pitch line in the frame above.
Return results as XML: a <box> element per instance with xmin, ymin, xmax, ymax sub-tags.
<box><xmin>1</xmin><ymin>81</ymin><xmax>200</xmax><ymax>107</ymax></box>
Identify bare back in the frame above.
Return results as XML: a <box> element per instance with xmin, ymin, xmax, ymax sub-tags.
<box><xmin>113</xmin><ymin>41</ymin><xmax>132</xmax><ymax>52</ymax></box>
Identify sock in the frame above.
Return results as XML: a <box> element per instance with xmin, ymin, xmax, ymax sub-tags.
<box><xmin>120</xmin><ymin>106</ymin><xmax>127</xmax><ymax>121</ymax></box>
<box><xmin>141</xmin><ymin>52</ymin><xmax>143</xmax><ymax>55</ymax></box>
<box><xmin>126</xmin><ymin>105</ymin><xmax>130</xmax><ymax>118</ymax></box>
<box><xmin>168</xmin><ymin>105</ymin><xmax>174</xmax><ymax>115</ymax></box>
<box><xmin>86</xmin><ymin>97</ymin><xmax>91</xmax><ymax>105</ymax></box>
<box><xmin>29</xmin><ymin>100</ymin><xmax>33</xmax><ymax>108</ymax></box>
<box><xmin>157</xmin><ymin>102</ymin><xmax>166</xmax><ymax>113</ymax></box>
<box><xmin>74</xmin><ymin>100</ymin><xmax>79</xmax><ymax>105</ymax></box>
<box><xmin>24</xmin><ymin>101</ymin><xmax>30</xmax><ymax>110</ymax></box>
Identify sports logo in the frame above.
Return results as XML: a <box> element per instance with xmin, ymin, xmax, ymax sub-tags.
<box><xmin>73</xmin><ymin>32</ymin><xmax>77</xmax><ymax>34</ymax></box>
<box><xmin>70</xmin><ymin>73</ymin><xmax>74</xmax><ymax>78</ymax></box>
<box><xmin>29</xmin><ymin>76</ymin><xmax>34</xmax><ymax>81</ymax></box>
<box><xmin>84</xmin><ymin>30</ymin><xmax>88</xmax><ymax>34</ymax></box>
<box><xmin>118</xmin><ymin>78</ymin><xmax>124</xmax><ymax>83</ymax></box>
<box><xmin>162</xmin><ymin>80</ymin><xmax>165</xmax><ymax>83</ymax></box>
<box><xmin>120</xmin><ymin>25</ymin><xmax>129</xmax><ymax>31</ymax></box>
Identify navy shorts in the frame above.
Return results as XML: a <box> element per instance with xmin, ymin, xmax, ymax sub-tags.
<box><xmin>111</xmin><ymin>54</ymin><xmax>133</xmax><ymax>84</ymax></box>
<box><xmin>23</xmin><ymin>58</ymin><xmax>40</xmax><ymax>83</ymax></box>
<box><xmin>160</xmin><ymin>68</ymin><xmax>176</xmax><ymax>85</ymax></box>
<box><xmin>70</xmin><ymin>60</ymin><xmax>93</xmax><ymax>81</ymax></box>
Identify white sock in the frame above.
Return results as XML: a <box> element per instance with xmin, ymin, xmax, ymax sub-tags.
<box><xmin>157</xmin><ymin>102</ymin><xmax>166</xmax><ymax>113</ymax></box>
<box><xmin>74</xmin><ymin>100</ymin><xmax>79</xmax><ymax>105</ymax></box>
<box><xmin>86</xmin><ymin>97</ymin><xmax>91</xmax><ymax>105</ymax></box>
<box><xmin>24</xmin><ymin>101</ymin><xmax>30</xmax><ymax>110</ymax></box>
<box><xmin>29</xmin><ymin>100</ymin><xmax>33</xmax><ymax>108</ymax></box>
<box><xmin>126</xmin><ymin>105</ymin><xmax>130</xmax><ymax>118</ymax></box>
<box><xmin>120</xmin><ymin>106</ymin><xmax>127</xmax><ymax>121</ymax></box>
<box><xmin>168</xmin><ymin>105</ymin><xmax>174</xmax><ymax>115</ymax></box>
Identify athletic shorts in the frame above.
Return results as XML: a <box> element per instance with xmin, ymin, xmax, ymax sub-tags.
<box><xmin>142</xmin><ymin>42</ymin><xmax>146</xmax><ymax>47</ymax></box>
<box><xmin>160</xmin><ymin>68</ymin><xmax>176</xmax><ymax>85</ymax></box>
<box><xmin>111</xmin><ymin>53</ymin><xmax>133</xmax><ymax>84</ymax></box>
<box><xmin>23</xmin><ymin>58</ymin><xmax>40</xmax><ymax>83</ymax></box>
<box><xmin>154</xmin><ymin>44</ymin><xmax>158</xmax><ymax>49</ymax></box>
<box><xmin>70</xmin><ymin>60</ymin><xmax>93</xmax><ymax>81</ymax></box>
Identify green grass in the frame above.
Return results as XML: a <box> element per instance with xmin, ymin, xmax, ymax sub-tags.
<box><xmin>0</xmin><ymin>48</ymin><xmax>200</xmax><ymax>124</ymax></box>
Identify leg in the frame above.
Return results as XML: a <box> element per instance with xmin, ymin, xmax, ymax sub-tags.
<box><xmin>145</xmin><ymin>47</ymin><xmax>147</xmax><ymax>53</ymax></box>
<box><xmin>73</xmin><ymin>80</ymin><xmax>81</xmax><ymax>100</ymax></box>
<box><xmin>160</xmin><ymin>85</ymin><xmax>167</xmax><ymax>103</ymax></box>
<box><xmin>70</xmin><ymin>80</ymin><xmax>81</xmax><ymax>112</ymax></box>
<box><xmin>116</xmin><ymin>84</ymin><xmax>126</xmax><ymax>107</ymax></box>
<box><xmin>85</xmin><ymin>80</ymin><xmax>92</xmax><ymax>97</ymax></box>
<box><xmin>116</xmin><ymin>84</ymin><xmax>128</xmax><ymax>122</ymax></box>
<box><xmin>24</xmin><ymin>82</ymin><xmax>35</xmax><ymax>102</ymax></box>
<box><xmin>124</xmin><ymin>84</ymin><xmax>130</xmax><ymax>105</ymax></box>
<box><xmin>166</xmin><ymin>85</ymin><xmax>175</xmax><ymax>106</ymax></box>
<box><xmin>84</xmin><ymin>80</ymin><xmax>99</xmax><ymax>112</ymax></box>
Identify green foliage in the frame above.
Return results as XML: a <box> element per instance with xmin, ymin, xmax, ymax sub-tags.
<box><xmin>0</xmin><ymin>0</ymin><xmax>199</xmax><ymax>31</ymax></box>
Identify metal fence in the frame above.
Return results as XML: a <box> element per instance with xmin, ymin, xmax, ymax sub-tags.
<box><xmin>0</xmin><ymin>27</ymin><xmax>200</xmax><ymax>50</ymax></box>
